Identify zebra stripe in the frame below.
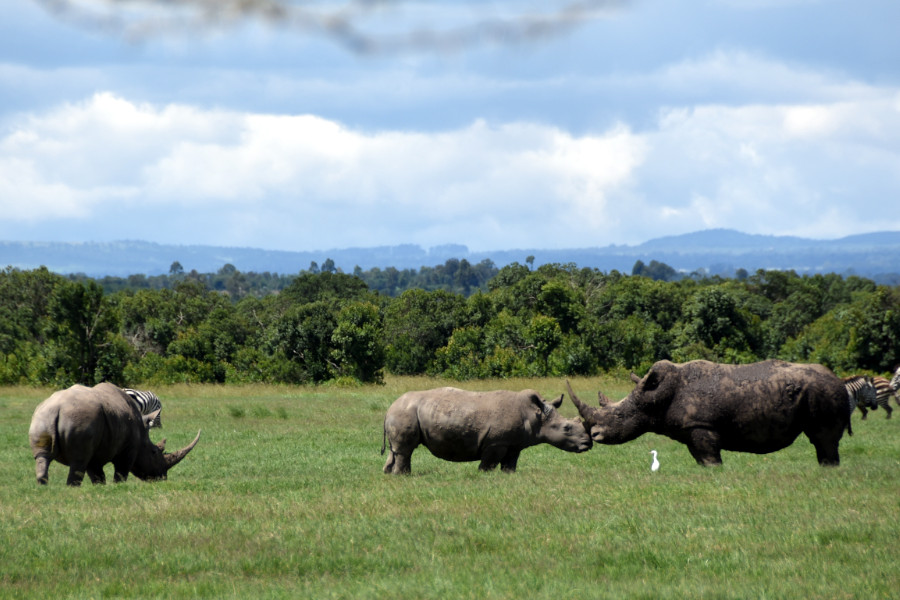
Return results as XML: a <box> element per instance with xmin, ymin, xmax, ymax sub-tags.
<box><xmin>856</xmin><ymin>376</ymin><xmax>897</xmax><ymax>420</ymax></box>
<box><xmin>890</xmin><ymin>365</ymin><xmax>900</xmax><ymax>392</ymax></box>
<box><xmin>843</xmin><ymin>375</ymin><xmax>877</xmax><ymax>417</ymax></box>
<box><xmin>122</xmin><ymin>388</ymin><xmax>163</xmax><ymax>428</ymax></box>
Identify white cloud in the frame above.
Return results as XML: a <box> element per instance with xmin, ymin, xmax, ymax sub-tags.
<box><xmin>2</xmin><ymin>74</ymin><xmax>900</xmax><ymax>250</ymax></box>
<box><xmin>0</xmin><ymin>93</ymin><xmax>648</xmax><ymax>249</ymax></box>
<box><xmin>639</xmin><ymin>91</ymin><xmax>900</xmax><ymax>239</ymax></box>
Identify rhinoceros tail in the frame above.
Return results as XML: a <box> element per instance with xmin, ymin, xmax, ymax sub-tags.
<box><xmin>381</xmin><ymin>422</ymin><xmax>387</xmax><ymax>455</ymax></box>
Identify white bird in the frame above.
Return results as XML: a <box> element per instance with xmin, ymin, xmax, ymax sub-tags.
<box><xmin>650</xmin><ymin>450</ymin><xmax>660</xmax><ymax>472</ymax></box>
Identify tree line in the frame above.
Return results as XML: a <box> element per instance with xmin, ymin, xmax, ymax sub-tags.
<box><xmin>74</xmin><ymin>257</ymin><xmax>500</xmax><ymax>299</ymax></box>
<box><xmin>2</xmin><ymin>260</ymin><xmax>899</xmax><ymax>388</ymax></box>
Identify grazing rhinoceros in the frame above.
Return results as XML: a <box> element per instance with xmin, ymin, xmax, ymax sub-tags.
<box><xmin>567</xmin><ymin>359</ymin><xmax>850</xmax><ymax>466</ymax></box>
<box><xmin>381</xmin><ymin>387</ymin><xmax>592</xmax><ymax>474</ymax></box>
<box><xmin>29</xmin><ymin>383</ymin><xmax>201</xmax><ymax>486</ymax></box>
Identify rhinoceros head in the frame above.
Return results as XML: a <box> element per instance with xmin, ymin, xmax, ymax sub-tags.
<box><xmin>566</xmin><ymin>365</ymin><xmax>678</xmax><ymax>445</ymax></box>
<box><xmin>131</xmin><ymin>430</ymin><xmax>201</xmax><ymax>481</ymax></box>
<box><xmin>532</xmin><ymin>393</ymin><xmax>592</xmax><ymax>453</ymax></box>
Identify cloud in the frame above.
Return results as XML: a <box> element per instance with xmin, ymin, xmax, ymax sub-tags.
<box><xmin>2</xmin><ymin>71</ymin><xmax>899</xmax><ymax>250</ymax></box>
<box><xmin>0</xmin><ymin>93</ymin><xmax>647</xmax><ymax>249</ymax></box>
<box><xmin>638</xmin><ymin>92</ymin><xmax>900</xmax><ymax>239</ymax></box>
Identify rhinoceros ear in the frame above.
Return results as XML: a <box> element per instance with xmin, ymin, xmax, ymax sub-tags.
<box><xmin>630</xmin><ymin>372</ymin><xmax>641</xmax><ymax>384</ymax></box>
<box><xmin>530</xmin><ymin>393</ymin><xmax>555</xmax><ymax>416</ymax></box>
<box><xmin>550</xmin><ymin>394</ymin><xmax>563</xmax><ymax>409</ymax></box>
<box><xmin>143</xmin><ymin>409</ymin><xmax>161</xmax><ymax>430</ymax></box>
<box><xmin>639</xmin><ymin>361</ymin><xmax>676</xmax><ymax>396</ymax></box>
<box><xmin>156</xmin><ymin>438</ymin><xmax>167</xmax><ymax>451</ymax></box>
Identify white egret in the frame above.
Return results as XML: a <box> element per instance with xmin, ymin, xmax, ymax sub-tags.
<box><xmin>650</xmin><ymin>450</ymin><xmax>660</xmax><ymax>472</ymax></box>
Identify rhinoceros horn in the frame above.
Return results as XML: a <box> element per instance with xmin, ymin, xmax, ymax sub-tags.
<box><xmin>566</xmin><ymin>381</ymin><xmax>602</xmax><ymax>422</ymax></box>
<box><xmin>163</xmin><ymin>430</ymin><xmax>202</xmax><ymax>470</ymax></box>
<box><xmin>597</xmin><ymin>389</ymin><xmax>613</xmax><ymax>407</ymax></box>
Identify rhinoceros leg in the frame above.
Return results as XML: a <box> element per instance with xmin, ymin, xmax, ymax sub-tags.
<box><xmin>686</xmin><ymin>429</ymin><xmax>723</xmax><ymax>466</ymax></box>
<box><xmin>383</xmin><ymin>415</ymin><xmax>418</xmax><ymax>474</ymax></box>
<box><xmin>499</xmin><ymin>449</ymin><xmax>521</xmax><ymax>473</ymax></box>
<box><xmin>34</xmin><ymin>454</ymin><xmax>51</xmax><ymax>485</ymax></box>
<box><xmin>384</xmin><ymin>450</ymin><xmax>412</xmax><ymax>474</ymax></box>
<box><xmin>382</xmin><ymin>438</ymin><xmax>414</xmax><ymax>474</ymax></box>
<box><xmin>805</xmin><ymin>428</ymin><xmax>841</xmax><ymax>466</ymax></box>
<box><xmin>478</xmin><ymin>445</ymin><xmax>511</xmax><ymax>472</ymax></box>
<box><xmin>813</xmin><ymin>444</ymin><xmax>840</xmax><ymax>466</ymax></box>
<box><xmin>87</xmin><ymin>465</ymin><xmax>106</xmax><ymax>485</ymax></box>
<box><xmin>66</xmin><ymin>464</ymin><xmax>88</xmax><ymax>486</ymax></box>
<box><xmin>382</xmin><ymin>450</ymin><xmax>395</xmax><ymax>473</ymax></box>
<box><xmin>112</xmin><ymin>456</ymin><xmax>131</xmax><ymax>482</ymax></box>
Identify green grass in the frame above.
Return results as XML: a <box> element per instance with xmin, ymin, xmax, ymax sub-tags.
<box><xmin>2</xmin><ymin>376</ymin><xmax>898</xmax><ymax>599</ymax></box>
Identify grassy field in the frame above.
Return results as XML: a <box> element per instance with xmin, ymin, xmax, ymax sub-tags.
<box><xmin>1</xmin><ymin>376</ymin><xmax>898</xmax><ymax>599</ymax></box>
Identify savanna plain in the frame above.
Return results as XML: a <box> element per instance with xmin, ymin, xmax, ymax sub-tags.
<box><xmin>1</xmin><ymin>376</ymin><xmax>898</xmax><ymax>599</ymax></box>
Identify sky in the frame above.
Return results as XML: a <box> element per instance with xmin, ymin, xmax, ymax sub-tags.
<box><xmin>1</xmin><ymin>0</ymin><xmax>899</xmax><ymax>254</ymax></box>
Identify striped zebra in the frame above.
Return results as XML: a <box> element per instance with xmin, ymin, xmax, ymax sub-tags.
<box><xmin>857</xmin><ymin>376</ymin><xmax>898</xmax><ymax>420</ymax></box>
<box><xmin>122</xmin><ymin>388</ymin><xmax>163</xmax><ymax>428</ymax></box>
<box><xmin>843</xmin><ymin>375</ymin><xmax>877</xmax><ymax>431</ymax></box>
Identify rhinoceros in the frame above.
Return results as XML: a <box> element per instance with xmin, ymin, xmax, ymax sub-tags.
<box><xmin>567</xmin><ymin>359</ymin><xmax>850</xmax><ymax>466</ymax></box>
<box><xmin>381</xmin><ymin>387</ymin><xmax>592</xmax><ymax>474</ymax></box>
<box><xmin>29</xmin><ymin>382</ymin><xmax>201</xmax><ymax>486</ymax></box>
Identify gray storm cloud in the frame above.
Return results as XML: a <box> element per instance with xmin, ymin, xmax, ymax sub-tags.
<box><xmin>34</xmin><ymin>0</ymin><xmax>629</xmax><ymax>54</ymax></box>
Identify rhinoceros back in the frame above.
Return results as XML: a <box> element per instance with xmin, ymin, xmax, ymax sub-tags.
<box><xmin>29</xmin><ymin>383</ymin><xmax>142</xmax><ymax>464</ymax></box>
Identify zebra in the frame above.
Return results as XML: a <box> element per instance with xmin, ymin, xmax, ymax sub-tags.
<box><xmin>855</xmin><ymin>376</ymin><xmax>898</xmax><ymax>420</ymax></box>
<box><xmin>122</xmin><ymin>388</ymin><xmax>163</xmax><ymax>428</ymax></box>
<box><xmin>843</xmin><ymin>375</ymin><xmax>878</xmax><ymax>432</ymax></box>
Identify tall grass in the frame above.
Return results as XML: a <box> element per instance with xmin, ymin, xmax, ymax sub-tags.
<box><xmin>1</xmin><ymin>376</ymin><xmax>898</xmax><ymax>598</ymax></box>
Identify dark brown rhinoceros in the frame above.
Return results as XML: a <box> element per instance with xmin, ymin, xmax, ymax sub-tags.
<box><xmin>29</xmin><ymin>383</ymin><xmax>201</xmax><ymax>486</ymax></box>
<box><xmin>381</xmin><ymin>387</ymin><xmax>592</xmax><ymax>474</ymax></box>
<box><xmin>568</xmin><ymin>359</ymin><xmax>851</xmax><ymax>466</ymax></box>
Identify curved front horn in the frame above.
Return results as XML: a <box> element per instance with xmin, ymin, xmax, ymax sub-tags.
<box><xmin>164</xmin><ymin>430</ymin><xmax>202</xmax><ymax>470</ymax></box>
<box><xmin>566</xmin><ymin>381</ymin><xmax>602</xmax><ymax>423</ymax></box>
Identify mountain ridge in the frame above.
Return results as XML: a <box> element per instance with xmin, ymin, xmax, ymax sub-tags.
<box><xmin>2</xmin><ymin>229</ymin><xmax>899</xmax><ymax>283</ymax></box>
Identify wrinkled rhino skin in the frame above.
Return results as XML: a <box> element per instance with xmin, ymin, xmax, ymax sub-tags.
<box><xmin>381</xmin><ymin>387</ymin><xmax>592</xmax><ymax>474</ymax></box>
<box><xmin>568</xmin><ymin>360</ymin><xmax>849</xmax><ymax>466</ymax></box>
<box><xmin>29</xmin><ymin>383</ymin><xmax>201</xmax><ymax>486</ymax></box>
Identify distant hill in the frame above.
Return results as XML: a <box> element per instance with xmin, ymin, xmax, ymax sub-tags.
<box><xmin>2</xmin><ymin>229</ymin><xmax>900</xmax><ymax>284</ymax></box>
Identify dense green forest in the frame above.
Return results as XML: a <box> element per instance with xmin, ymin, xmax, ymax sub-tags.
<box><xmin>2</xmin><ymin>259</ymin><xmax>899</xmax><ymax>387</ymax></box>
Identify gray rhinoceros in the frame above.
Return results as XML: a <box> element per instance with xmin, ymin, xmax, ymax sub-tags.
<box><xmin>29</xmin><ymin>382</ymin><xmax>201</xmax><ymax>486</ymax></box>
<box><xmin>567</xmin><ymin>359</ymin><xmax>850</xmax><ymax>466</ymax></box>
<box><xmin>381</xmin><ymin>387</ymin><xmax>592</xmax><ymax>474</ymax></box>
